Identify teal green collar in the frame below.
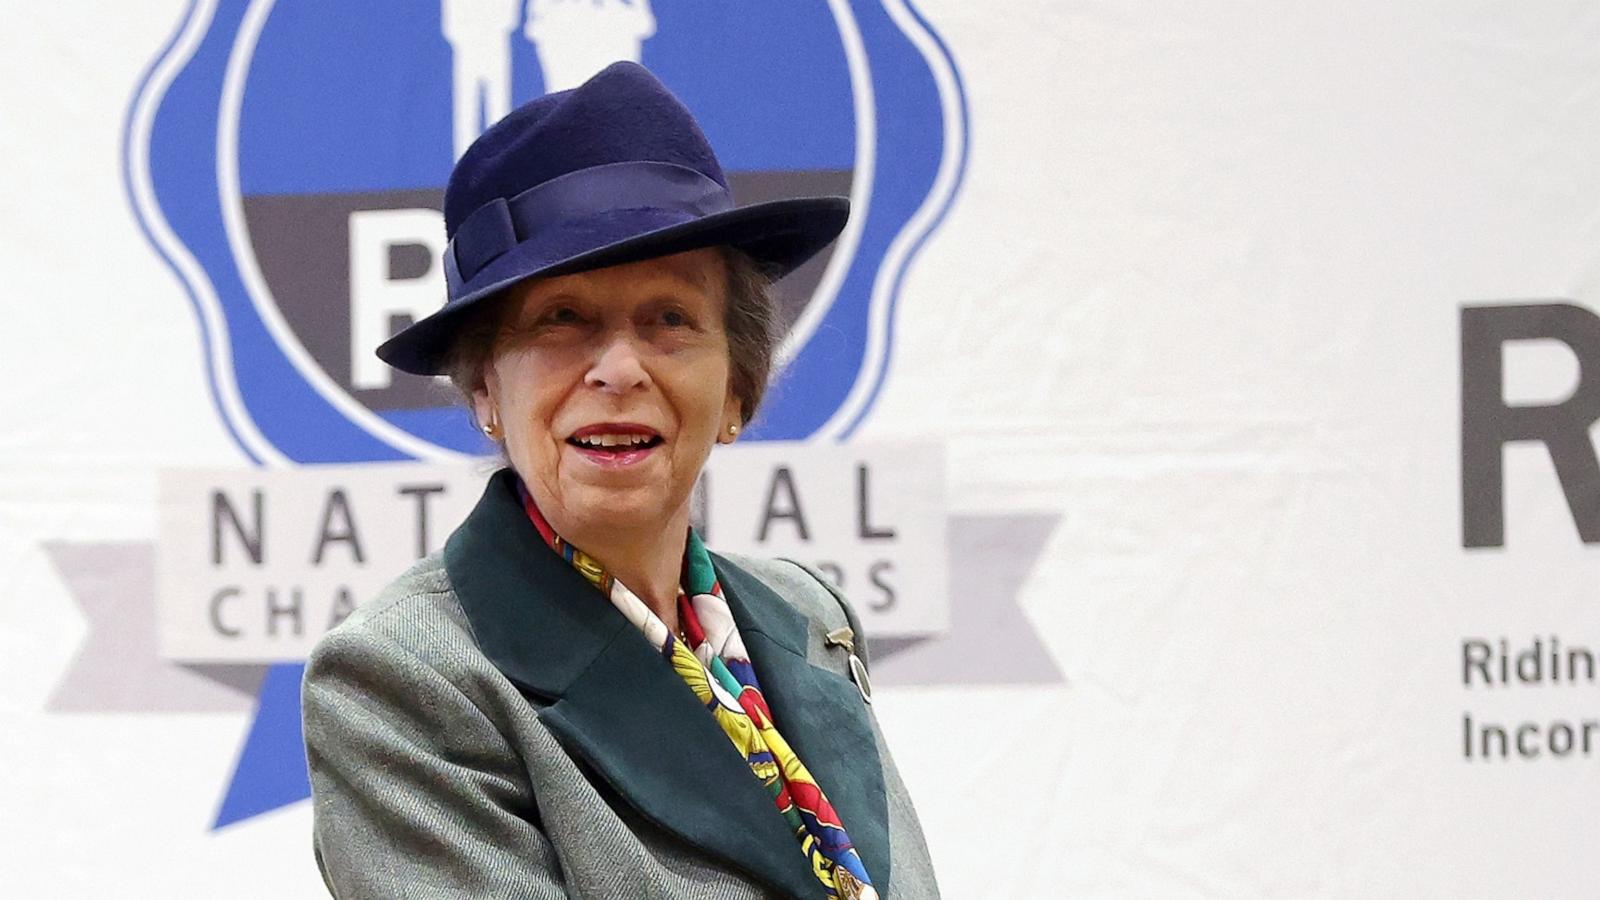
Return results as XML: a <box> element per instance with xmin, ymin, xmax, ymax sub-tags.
<box><xmin>445</xmin><ymin>470</ymin><xmax>889</xmax><ymax>899</ymax></box>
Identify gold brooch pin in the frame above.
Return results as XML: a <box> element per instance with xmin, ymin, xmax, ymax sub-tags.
<box><xmin>824</xmin><ymin>627</ymin><xmax>872</xmax><ymax>704</ymax></box>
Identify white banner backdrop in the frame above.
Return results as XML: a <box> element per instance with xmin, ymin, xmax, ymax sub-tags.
<box><xmin>4</xmin><ymin>2</ymin><xmax>1600</xmax><ymax>897</ymax></box>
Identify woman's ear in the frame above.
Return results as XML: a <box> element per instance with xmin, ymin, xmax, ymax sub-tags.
<box><xmin>719</xmin><ymin>396</ymin><xmax>742</xmax><ymax>444</ymax></box>
<box><xmin>472</xmin><ymin>380</ymin><xmax>500</xmax><ymax>439</ymax></box>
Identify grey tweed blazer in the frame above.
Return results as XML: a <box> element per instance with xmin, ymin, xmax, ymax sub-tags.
<box><xmin>301</xmin><ymin>471</ymin><xmax>939</xmax><ymax>899</ymax></box>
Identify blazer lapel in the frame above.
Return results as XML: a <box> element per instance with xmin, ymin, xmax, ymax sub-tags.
<box><xmin>713</xmin><ymin>555</ymin><xmax>894</xmax><ymax>897</ymax></box>
<box><xmin>444</xmin><ymin>471</ymin><xmax>822</xmax><ymax>900</ymax></box>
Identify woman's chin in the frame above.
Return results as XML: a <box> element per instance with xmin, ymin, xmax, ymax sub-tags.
<box><xmin>559</xmin><ymin>483</ymin><xmax>681</xmax><ymax>535</ymax></box>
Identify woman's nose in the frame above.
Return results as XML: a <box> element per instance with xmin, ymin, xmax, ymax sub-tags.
<box><xmin>585</xmin><ymin>333</ymin><xmax>651</xmax><ymax>393</ymax></box>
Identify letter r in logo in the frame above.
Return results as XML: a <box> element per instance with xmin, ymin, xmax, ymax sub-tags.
<box><xmin>348</xmin><ymin>208</ymin><xmax>448</xmax><ymax>391</ymax></box>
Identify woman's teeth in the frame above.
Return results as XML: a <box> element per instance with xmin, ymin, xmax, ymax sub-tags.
<box><xmin>570</xmin><ymin>434</ymin><xmax>659</xmax><ymax>449</ymax></box>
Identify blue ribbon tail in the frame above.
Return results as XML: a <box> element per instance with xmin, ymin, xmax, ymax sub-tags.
<box><xmin>212</xmin><ymin>663</ymin><xmax>310</xmax><ymax>829</ymax></box>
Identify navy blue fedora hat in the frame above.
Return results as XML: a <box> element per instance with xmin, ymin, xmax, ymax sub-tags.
<box><xmin>376</xmin><ymin>61</ymin><xmax>851</xmax><ymax>376</ymax></box>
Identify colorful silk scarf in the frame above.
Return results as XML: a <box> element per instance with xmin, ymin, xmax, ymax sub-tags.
<box><xmin>516</xmin><ymin>482</ymin><xmax>877</xmax><ymax>900</ymax></box>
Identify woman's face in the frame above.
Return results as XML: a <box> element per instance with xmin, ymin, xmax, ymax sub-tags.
<box><xmin>474</xmin><ymin>248</ymin><xmax>741</xmax><ymax>543</ymax></box>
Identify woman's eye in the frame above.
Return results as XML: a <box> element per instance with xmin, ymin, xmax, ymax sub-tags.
<box><xmin>660</xmin><ymin>308</ymin><xmax>691</xmax><ymax>328</ymax></box>
<box><xmin>543</xmin><ymin>306</ymin><xmax>583</xmax><ymax>326</ymax></box>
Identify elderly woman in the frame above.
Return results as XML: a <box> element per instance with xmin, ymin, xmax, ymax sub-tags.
<box><xmin>300</xmin><ymin>62</ymin><xmax>938</xmax><ymax>900</ymax></box>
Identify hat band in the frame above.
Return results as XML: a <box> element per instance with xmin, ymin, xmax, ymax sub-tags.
<box><xmin>443</xmin><ymin>160</ymin><xmax>734</xmax><ymax>297</ymax></box>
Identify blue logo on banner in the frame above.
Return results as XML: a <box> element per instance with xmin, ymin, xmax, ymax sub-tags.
<box><xmin>126</xmin><ymin>0</ymin><xmax>966</xmax><ymax>828</ymax></box>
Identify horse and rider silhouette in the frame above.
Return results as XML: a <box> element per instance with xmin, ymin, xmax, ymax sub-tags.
<box><xmin>441</xmin><ymin>0</ymin><xmax>657</xmax><ymax>159</ymax></box>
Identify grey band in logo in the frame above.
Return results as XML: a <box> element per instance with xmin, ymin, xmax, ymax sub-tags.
<box><xmin>872</xmin><ymin>513</ymin><xmax>1064</xmax><ymax>686</ymax></box>
<box><xmin>44</xmin><ymin>542</ymin><xmax>264</xmax><ymax>713</ymax></box>
<box><xmin>45</xmin><ymin>513</ymin><xmax>1061</xmax><ymax>710</ymax></box>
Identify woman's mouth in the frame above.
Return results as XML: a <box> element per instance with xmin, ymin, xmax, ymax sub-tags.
<box><xmin>565</xmin><ymin>426</ymin><xmax>663</xmax><ymax>467</ymax></box>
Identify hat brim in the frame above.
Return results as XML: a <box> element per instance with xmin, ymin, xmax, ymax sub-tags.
<box><xmin>375</xmin><ymin>196</ymin><xmax>849</xmax><ymax>376</ymax></box>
